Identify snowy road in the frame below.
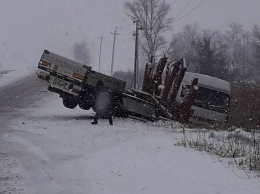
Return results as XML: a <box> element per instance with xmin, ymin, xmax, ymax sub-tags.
<box><xmin>0</xmin><ymin>72</ymin><xmax>260</xmax><ymax>194</ymax></box>
<box><xmin>0</xmin><ymin>73</ymin><xmax>52</xmax><ymax>193</ymax></box>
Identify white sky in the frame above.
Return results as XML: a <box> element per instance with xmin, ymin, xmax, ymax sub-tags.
<box><xmin>0</xmin><ymin>0</ymin><xmax>259</xmax><ymax>75</ymax></box>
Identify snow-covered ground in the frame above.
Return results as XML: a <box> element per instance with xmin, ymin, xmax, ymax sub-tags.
<box><xmin>0</xmin><ymin>68</ymin><xmax>36</xmax><ymax>88</ymax></box>
<box><xmin>0</xmin><ymin>71</ymin><xmax>260</xmax><ymax>194</ymax></box>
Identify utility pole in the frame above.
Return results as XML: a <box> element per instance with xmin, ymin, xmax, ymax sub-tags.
<box><xmin>133</xmin><ymin>20</ymin><xmax>142</xmax><ymax>89</ymax></box>
<box><xmin>91</xmin><ymin>42</ymin><xmax>95</xmax><ymax>67</ymax></box>
<box><xmin>98</xmin><ymin>36</ymin><xmax>103</xmax><ymax>72</ymax></box>
<box><xmin>111</xmin><ymin>26</ymin><xmax>119</xmax><ymax>76</ymax></box>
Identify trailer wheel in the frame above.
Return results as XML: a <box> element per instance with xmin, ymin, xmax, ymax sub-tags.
<box><xmin>78</xmin><ymin>103</ymin><xmax>92</xmax><ymax>110</ymax></box>
<box><xmin>62</xmin><ymin>97</ymin><xmax>78</xmax><ymax>109</ymax></box>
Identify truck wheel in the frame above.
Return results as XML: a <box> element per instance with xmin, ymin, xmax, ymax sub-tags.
<box><xmin>78</xmin><ymin>103</ymin><xmax>92</xmax><ymax>110</ymax></box>
<box><xmin>62</xmin><ymin>97</ymin><xmax>78</xmax><ymax>109</ymax></box>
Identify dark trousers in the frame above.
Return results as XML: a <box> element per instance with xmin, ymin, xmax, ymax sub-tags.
<box><xmin>93</xmin><ymin>112</ymin><xmax>113</xmax><ymax>125</ymax></box>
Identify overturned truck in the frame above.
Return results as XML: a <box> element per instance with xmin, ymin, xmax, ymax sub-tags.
<box><xmin>138</xmin><ymin>56</ymin><xmax>231</xmax><ymax>124</ymax></box>
<box><xmin>37</xmin><ymin>50</ymin><xmax>231</xmax><ymax>125</ymax></box>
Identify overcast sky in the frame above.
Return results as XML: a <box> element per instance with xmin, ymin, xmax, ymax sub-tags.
<box><xmin>0</xmin><ymin>0</ymin><xmax>259</xmax><ymax>74</ymax></box>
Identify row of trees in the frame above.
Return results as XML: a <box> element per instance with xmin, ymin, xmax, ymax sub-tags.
<box><xmin>168</xmin><ymin>24</ymin><xmax>260</xmax><ymax>83</ymax></box>
<box><xmin>124</xmin><ymin>0</ymin><xmax>260</xmax><ymax>84</ymax></box>
<box><xmin>72</xmin><ymin>0</ymin><xmax>260</xmax><ymax>84</ymax></box>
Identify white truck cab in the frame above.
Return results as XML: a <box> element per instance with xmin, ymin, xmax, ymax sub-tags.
<box><xmin>176</xmin><ymin>72</ymin><xmax>231</xmax><ymax>124</ymax></box>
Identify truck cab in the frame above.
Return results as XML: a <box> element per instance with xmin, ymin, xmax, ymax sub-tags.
<box><xmin>176</xmin><ymin>72</ymin><xmax>231</xmax><ymax>124</ymax></box>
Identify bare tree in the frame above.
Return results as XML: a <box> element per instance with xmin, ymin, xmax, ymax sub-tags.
<box><xmin>224</xmin><ymin>23</ymin><xmax>252</xmax><ymax>80</ymax></box>
<box><xmin>168</xmin><ymin>24</ymin><xmax>199</xmax><ymax>70</ymax></box>
<box><xmin>192</xmin><ymin>30</ymin><xmax>229</xmax><ymax>80</ymax></box>
<box><xmin>246</xmin><ymin>25</ymin><xmax>260</xmax><ymax>83</ymax></box>
<box><xmin>124</xmin><ymin>0</ymin><xmax>173</xmax><ymax>62</ymax></box>
<box><xmin>252</xmin><ymin>25</ymin><xmax>260</xmax><ymax>69</ymax></box>
<box><xmin>73</xmin><ymin>41</ymin><xmax>91</xmax><ymax>65</ymax></box>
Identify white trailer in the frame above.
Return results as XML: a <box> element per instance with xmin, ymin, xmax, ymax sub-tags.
<box><xmin>37</xmin><ymin>50</ymin><xmax>126</xmax><ymax>112</ymax></box>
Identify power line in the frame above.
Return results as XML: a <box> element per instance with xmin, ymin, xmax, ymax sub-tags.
<box><xmin>173</xmin><ymin>0</ymin><xmax>207</xmax><ymax>23</ymax></box>
<box><xmin>173</xmin><ymin>0</ymin><xmax>194</xmax><ymax>21</ymax></box>
<box><xmin>171</xmin><ymin>0</ymin><xmax>180</xmax><ymax>6</ymax></box>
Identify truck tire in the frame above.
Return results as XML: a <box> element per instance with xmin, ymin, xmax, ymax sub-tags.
<box><xmin>78</xmin><ymin>103</ymin><xmax>92</xmax><ymax>110</ymax></box>
<box><xmin>62</xmin><ymin>97</ymin><xmax>78</xmax><ymax>109</ymax></box>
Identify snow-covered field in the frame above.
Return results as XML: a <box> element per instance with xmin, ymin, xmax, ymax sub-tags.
<box><xmin>0</xmin><ymin>70</ymin><xmax>260</xmax><ymax>194</ymax></box>
<box><xmin>0</xmin><ymin>68</ymin><xmax>36</xmax><ymax>88</ymax></box>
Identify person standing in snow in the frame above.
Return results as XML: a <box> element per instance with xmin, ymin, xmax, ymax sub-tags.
<box><xmin>91</xmin><ymin>80</ymin><xmax>113</xmax><ymax>125</ymax></box>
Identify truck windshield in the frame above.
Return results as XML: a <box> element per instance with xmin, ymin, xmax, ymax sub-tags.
<box><xmin>181</xmin><ymin>85</ymin><xmax>230</xmax><ymax>113</ymax></box>
<box><xmin>195</xmin><ymin>87</ymin><xmax>230</xmax><ymax>113</ymax></box>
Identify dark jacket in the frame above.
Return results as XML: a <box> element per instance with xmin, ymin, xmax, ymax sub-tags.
<box><xmin>94</xmin><ymin>84</ymin><xmax>113</xmax><ymax>117</ymax></box>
